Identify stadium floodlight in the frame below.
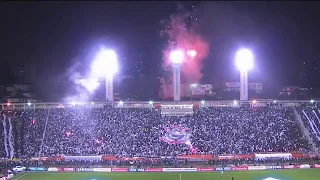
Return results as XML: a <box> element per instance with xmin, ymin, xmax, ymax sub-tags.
<box><xmin>91</xmin><ymin>49</ymin><xmax>118</xmax><ymax>102</ymax></box>
<box><xmin>170</xmin><ymin>50</ymin><xmax>184</xmax><ymax>64</ymax></box>
<box><xmin>119</xmin><ymin>101</ymin><xmax>123</xmax><ymax>105</ymax></box>
<box><xmin>201</xmin><ymin>100</ymin><xmax>205</xmax><ymax>104</ymax></box>
<box><xmin>311</xmin><ymin>99</ymin><xmax>315</xmax><ymax>103</ymax></box>
<box><xmin>233</xmin><ymin>100</ymin><xmax>237</xmax><ymax>105</ymax></box>
<box><xmin>149</xmin><ymin>101</ymin><xmax>153</xmax><ymax>105</ymax></box>
<box><xmin>170</xmin><ymin>50</ymin><xmax>184</xmax><ymax>101</ymax></box>
<box><xmin>235</xmin><ymin>48</ymin><xmax>254</xmax><ymax>101</ymax></box>
<box><xmin>273</xmin><ymin>100</ymin><xmax>277</xmax><ymax>103</ymax></box>
<box><xmin>27</xmin><ymin>102</ymin><xmax>31</xmax><ymax>106</ymax></box>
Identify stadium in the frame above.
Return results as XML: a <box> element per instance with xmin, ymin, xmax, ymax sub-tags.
<box><xmin>1</xmin><ymin>2</ymin><xmax>320</xmax><ymax>180</ymax></box>
<box><xmin>0</xmin><ymin>100</ymin><xmax>320</xmax><ymax>180</ymax></box>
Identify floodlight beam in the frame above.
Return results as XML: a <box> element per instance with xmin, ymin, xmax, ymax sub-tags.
<box><xmin>170</xmin><ymin>50</ymin><xmax>183</xmax><ymax>101</ymax></box>
<box><xmin>236</xmin><ymin>48</ymin><xmax>254</xmax><ymax>101</ymax></box>
<box><xmin>91</xmin><ymin>49</ymin><xmax>118</xmax><ymax>102</ymax></box>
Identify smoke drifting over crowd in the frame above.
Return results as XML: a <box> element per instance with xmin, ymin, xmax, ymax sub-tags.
<box><xmin>160</xmin><ymin>5</ymin><xmax>210</xmax><ymax>98</ymax></box>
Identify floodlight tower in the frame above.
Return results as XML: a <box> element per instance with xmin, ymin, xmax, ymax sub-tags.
<box><xmin>235</xmin><ymin>48</ymin><xmax>254</xmax><ymax>101</ymax></box>
<box><xmin>92</xmin><ymin>49</ymin><xmax>118</xmax><ymax>102</ymax></box>
<box><xmin>170</xmin><ymin>50</ymin><xmax>184</xmax><ymax>101</ymax></box>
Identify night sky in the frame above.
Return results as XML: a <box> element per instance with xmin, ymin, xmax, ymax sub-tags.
<box><xmin>0</xmin><ymin>1</ymin><xmax>320</xmax><ymax>100</ymax></box>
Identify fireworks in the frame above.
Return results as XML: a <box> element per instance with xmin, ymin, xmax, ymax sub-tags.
<box><xmin>162</xmin><ymin>5</ymin><xmax>209</xmax><ymax>84</ymax></box>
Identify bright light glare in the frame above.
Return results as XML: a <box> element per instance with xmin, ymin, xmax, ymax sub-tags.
<box><xmin>252</xmin><ymin>100</ymin><xmax>257</xmax><ymax>104</ymax></box>
<box><xmin>170</xmin><ymin>50</ymin><xmax>184</xmax><ymax>64</ymax></box>
<box><xmin>187</xmin><ymin>50</ymin><xmax>197</xmax><ymax>58</ymax></box>
<box><xmin>119</xmin><ymin>101</ymin><xmax>123</xmax><ymax>105</ymax></box>
<box><xmin>311</xmin><ymin>99</ymin><xmax>315</xmax><ymax>103</ymax></box>
<box><xmin>71</xmin><ymin>101</ymin><xmax>76</xmax><ymax>106</ymax></box>
<box><xmin>273</xmin><ymin>100</ymin><xmax>277</xmax><ymax>103</ymax></box>
<box><xmin>91</xmin><ymin>102</ymin><xmax>94</xmax><ymax>105</ymax></box>
<box><xmin>91</xmin><ymin>49</ymin><xmax>118</xmax><ymax>77</ymax></box>
<box><xmin>190</xmin><ymin>84</ymin><xmax>197</xmax><ymax>88</ymax></box>
<box><xmin>76</xmin><ymin>78</ymin><xmax>100</xmax><ymax>93</ymax></box>
<box><xmin>235</xmin><ymin>48</ymin><xmax>254</xmax><ymax>71</ymax></box>
<box><xmin>201</xmin><ymin>100</ymin><xmax>205</xmax><ymax>104</ymax></box>
<box><xmin>27</xmin><ymin>102</ymin><xmax>31</xmax><ymax>106</ymax></box>
<box><xmin>233</xmin><ymin>100</ymin><xmax>237</xmax><ymax>105</ymax></box>
<box><xmin>149</xmin><ymin>101</ymin><xmax>153</xmax><ymax>104</ymax></box>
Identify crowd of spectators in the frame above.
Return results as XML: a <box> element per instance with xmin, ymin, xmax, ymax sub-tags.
<box><xmin>0</xmin><ymin>107</ymin><xmax>311</xmax><ymax>160</ymax></box>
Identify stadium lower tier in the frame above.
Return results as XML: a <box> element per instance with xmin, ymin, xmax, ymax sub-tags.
<box><xmin>0</xmin><ymin>106</ymin><xmax>319</xmax><ymax>158</ymax></box>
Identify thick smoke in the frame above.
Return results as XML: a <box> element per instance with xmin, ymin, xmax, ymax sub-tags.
<box><xmin>65</xmin><ymin>58</ymin><xmax>100</xmax><ymax>102</ymax></box>
<box><xmin>160</xmin><ymin>5</ymin><xmax>210</xmax><ymax>98</ymax></box>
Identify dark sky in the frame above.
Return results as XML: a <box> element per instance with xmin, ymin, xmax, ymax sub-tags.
<box><xmin>0</xmin><ymin>1</ymin><xmax>320</xmax><ymax>98</ymax></box>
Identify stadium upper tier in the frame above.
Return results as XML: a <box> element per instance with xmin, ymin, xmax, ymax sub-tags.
<box><xmin>1</xmin><ymin>105</ymin><xmax>319</xmax><ymax>159</ymax></box>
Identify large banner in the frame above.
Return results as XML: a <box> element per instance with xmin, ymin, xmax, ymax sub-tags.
<box><xmin>160</xmin><ymin>125</ymin><xmax>191</xmax><ymax>145</ymax></box>
<box><xmin>254</xmin><ymin>153</ymin><xmax>292</xmax><ymax>160</ymax></box>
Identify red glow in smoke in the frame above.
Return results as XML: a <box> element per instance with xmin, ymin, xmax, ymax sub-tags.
<box><xmin>160</xmin><ymin>9</ymin><xmax>210</xmax><ymax>98</ymax></box>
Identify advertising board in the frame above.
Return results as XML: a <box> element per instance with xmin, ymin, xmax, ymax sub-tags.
<box><xmin>145</xmin><ymin>168</ymin><xmax>163</xmax><ymax>172</ymax></box>
<box><xmin>111</xmin><ymin>168</ymin><xmax>128</xmax><ymax>172</ymax></box>
<box><xmin>28</xmin><ymin>167</ymin><xmax>47</xmax><ymax>171</ymax></box>
<box><xmin>215</xmin><ymin>167</ymin><xmax>232</xmax><ymax>171</ymax></box>
<box><xmin>63</xmin><ymin>168</ymin><xmax>75</xmax><ymax>172</ymax></box>
<box><xmin>283</xmin><ymin>165</ymin><xmax>296</xmax><ymax>169</ymax></box>
<box><xmin>232</xmin><ymin>166</ymin><xmax>248</xmax><ymax>171</ymax></box>
<box><xmin>47</xmin><ymin>167</ymin><xmax>59</xmax><ymax>172</ymax></box>
<box><xmin>313</xmin><ymin>164</ymin><xmax>320</xmax><ymax>168</ymax></box>
<box><xmin>248</xmin><ymin>166</ymin><xmax>266</xmax><ymax>170</ymax></box>
<box><xmin>297</xmin><ymin>164</ymin><xmax>310</xmax><ymax>169</ymax></box>
<box><xmin>265</xmin><ymin>166</ymin><xmax>282</xmax><ymax>170</ymax></box>
<box><xmin>163</xmin><ymin>168</ymin><xmax>197</xmax><ymax>172</ymax></box>
<box><xmin>77</xmin><ymin>168</ymin><xmax>94</xmax><ymax>172</ymax></box>
<box><xmin>197</xmin><ymin>168</ymin><xmax>215</xmax><ymax>172</ymax></box>
<box><xmin>128</xmin><ymin>168</ymin><xmax>145</xmax><ymax>172</ymax></box>
<box><xmin>93</xmin><ymin>168</ymin><xmax>111</xmax><ymax>172</ymax></box>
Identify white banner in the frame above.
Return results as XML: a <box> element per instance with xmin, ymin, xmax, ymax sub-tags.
<box><xmin>254</xmin><ymin>153</ymin><xmax>292</xmax><ymax>160</ymax></box>
<box><xmin>93</xmin><ymin>168</ymin><xmax>112</xmax><ymax>172</ymax></box>
<box><xmin>163</xmin><ymin>168</ymin><xmax>197</xmax><ymax>172</ymax></box>
<box><xmin>248</xmin><ymin>166</ymin><xmax>266</xmax><ymax>170</ymax></box>
<box><xmin>47</xmin><ymin>167</ymin><xmax>59</xmax><ymax>172</ymax></box>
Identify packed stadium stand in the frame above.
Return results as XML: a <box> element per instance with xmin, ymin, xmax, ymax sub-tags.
<box><xmin>1</xmin><ymin>101</ymin><xmax>317</xmax><ymax>163</ymax></box>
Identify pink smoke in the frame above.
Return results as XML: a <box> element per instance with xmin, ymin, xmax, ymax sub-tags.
<box><xmin>160</xmin><ymin>6</ymin><xmax>210</xmax><ymax>99</ymax></box>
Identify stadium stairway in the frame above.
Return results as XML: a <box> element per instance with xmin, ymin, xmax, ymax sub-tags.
<box><xmin>292</xmin><ymin>107</ymin><xmax>319</xmax><ymax>154</ymax></box>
